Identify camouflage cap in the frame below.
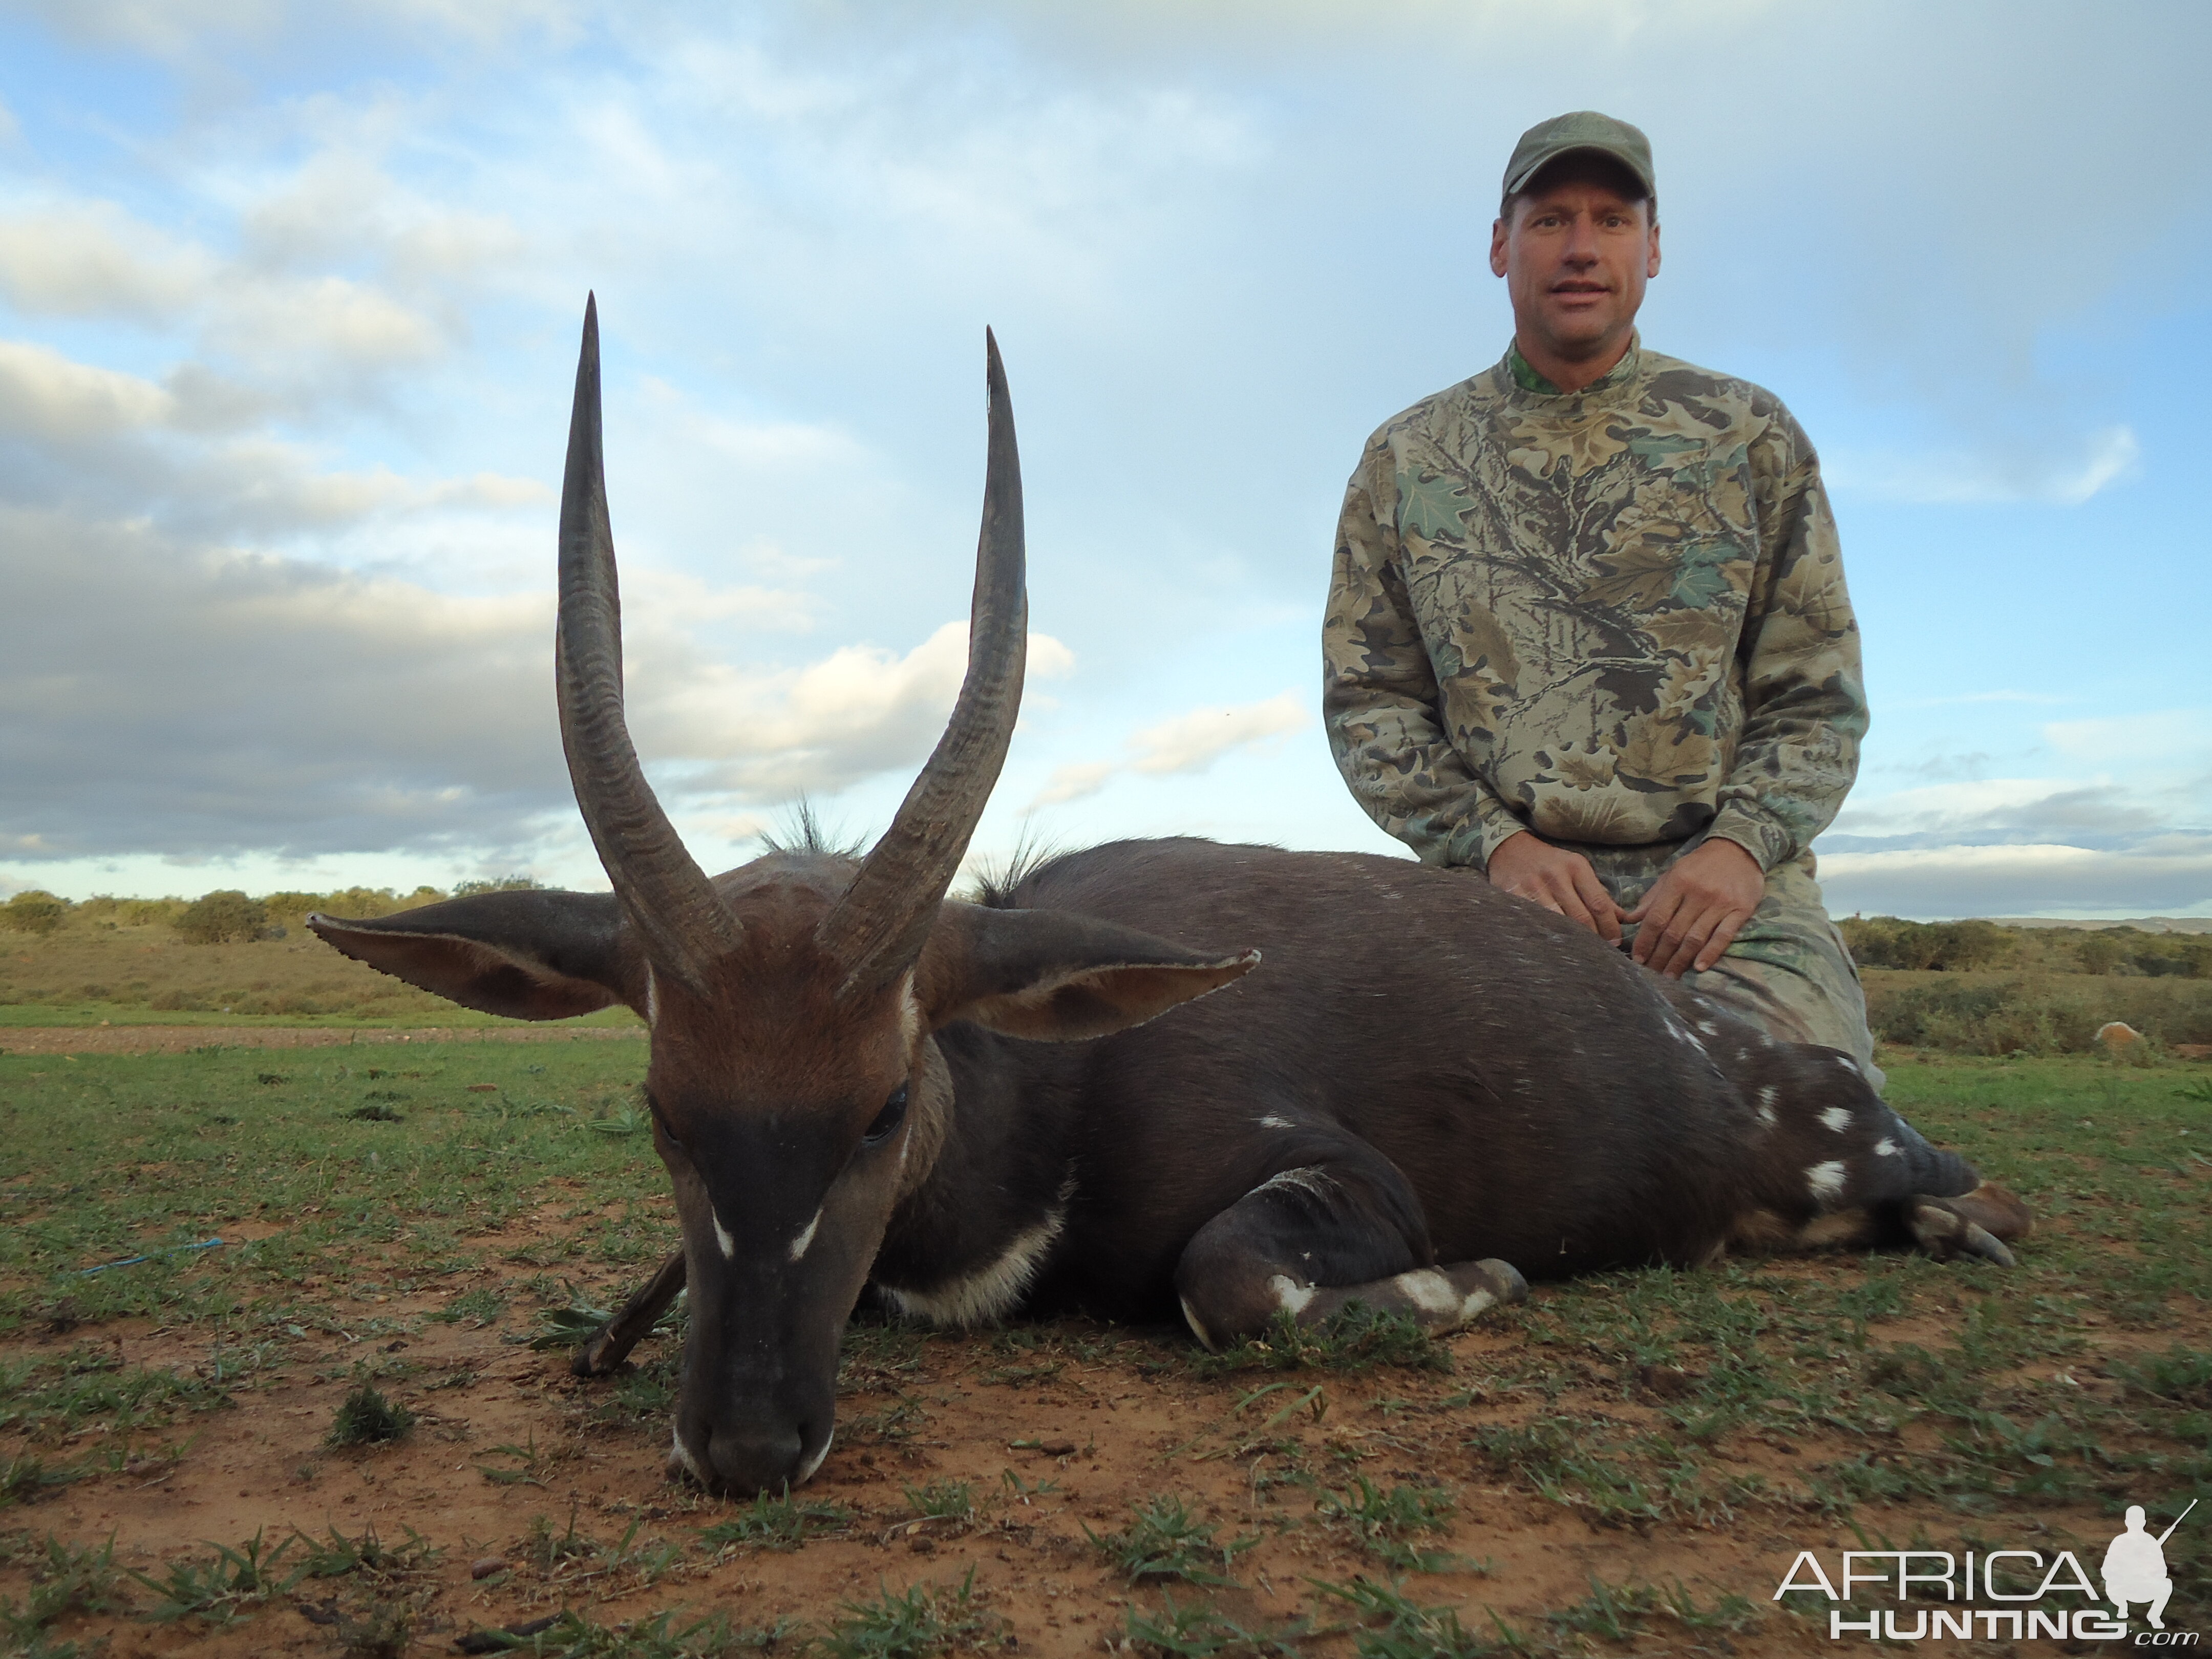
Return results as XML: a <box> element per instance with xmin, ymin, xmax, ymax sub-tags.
<box><xmin>1503</xmin><ymin>111</ymin><xmax>1655</xmax><ymax>201</ymax></box>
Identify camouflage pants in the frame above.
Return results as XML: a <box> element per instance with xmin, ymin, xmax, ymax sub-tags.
<box><xmin>1566</xmin><ymin>839</ymin><xmax>1884</xmax><ymax>1092</ymax></box>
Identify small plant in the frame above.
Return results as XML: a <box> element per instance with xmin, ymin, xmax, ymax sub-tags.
<box><xmin>697</xmin><ymin>1488</ymin><xmax>854</xmax><ymax>1551</ymax></box>
<box><xmin>433</xmin><ymin>1286</ymin><xmax>508</xmax><ymax>1328</ymax></box>
<box><xmin>1312</xmin><ymin>1477</ymin><xmax>1462</xmax><ymax>1571</ymax></box>
<box><xmin>326</xmin><ymin>1382</ymin><xmax>413</xmax><ymax>1447</ymax></box>
<box><xmin>1192</xmin><ymin>1305</ymin><xmax>1450</xmax><ymax>1377</ymax></box>
<box><xmin>1123</xmin><ymin>1591</ymin><xmax>1310</xmax><ymax>1656</ymax></box>
<box><xmin>902</xmin><ymin>1478</ymin><xmax>976</xmax><ymax>1522</ymax></box>
<box><xmin>476</xmin><ymin>1434</ymin><xmax>550</xmax><ymax>1487</ymax></box>
<box><xmin>289</xmin><ymin>1523</ymin><xmax>442</xmax><ymax>1582</ymax></box>
<box><xmin>1087</xmin><ymin>1494</ymin><xmax>1257</xmax><ymax>1587</ymax></box>
<box><xmin>0</xmin><ymin>1455</ymin><xmax>86</xmax><ymax>1506</ymax></box>
<box><xmin>523</xmin><ymin>1505</ymin><xmax>599</xmax><ymax>1573</ymax></box>
<box><xmin>462</xmin><ymin>1606</ymin><xmax>797</xmax><ymax>1657</ymax></box>
<box><xmin>816</xmin><ymin>1568</ymin><xmax>1000</xmax><ymax>1659</ymax></box>
<box><xmin>0</xmin><ymin>1533</ymin><xmax>125</xmax><ymax>1643</ymax></box>
<box><xmin>1310</xmin><ymin>1575</ymin><xmax>1499</xmax><ymax>1659</ymax></box>
<box><xmin>127</xmin><ymin>1529</ymin><xmax>297</xmax><ymax>1625</ymax></box>
<box><xmin>348</xmin><ymin>1103</ymin><xmax>405</xmax><ymax>1122</ymax></box>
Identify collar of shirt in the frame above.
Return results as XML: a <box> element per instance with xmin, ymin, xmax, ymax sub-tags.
<box><xmin>1504</xmin><ymin>334</ymin><xmax>1643</xmax><ymax>400</ymax></box>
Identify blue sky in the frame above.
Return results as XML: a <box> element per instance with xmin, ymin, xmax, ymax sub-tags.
<box><xmin>2</xmin><ymin>0</ymin><xmax>2206</xmax><ymax>920</ymax></box>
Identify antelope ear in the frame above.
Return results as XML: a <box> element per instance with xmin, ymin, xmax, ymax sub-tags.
<box><xmin>919</xmin><ymin>903</ymin><xmax>1259</xmax><ymax>1042</ymax></box>
<box><xmin>307</xmin><ymin>891</ymin><xmax>632</xmax><ymax>1022</ymax></box>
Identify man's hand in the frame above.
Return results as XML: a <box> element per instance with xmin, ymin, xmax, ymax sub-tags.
<box><xmin>1626</xmin><ymin>839</ymin><xmax>1765</xmax><ymax>977</ymax></box>
<box><xmin>1484</xmin><ymin>831</ymin><xmax>1626</xmax><ymax>945</ymax></box>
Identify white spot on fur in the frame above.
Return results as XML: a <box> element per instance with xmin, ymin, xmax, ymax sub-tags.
<box><xmin>788</xmin><ymin>1208</ymin><xmax>821</xmax><ymax>1263</ymax></box>
<box><xmin>795</xmin><ymin>1433</ymin><xmax>833</xmax><ymax>1485</ymax></box>
<box><xmin>880</xmin><ymin>1199</ymin><xmax>1069</xmax><ymax>1327</ymax></box>
<box><xmin>1874</xmin><ymin>1137</ymin><xmax>1899</xmax><ymax>1157</ymax></box>
<box><xmin>1666</xmin><ymin>1018</ymin><xmax>1700</xmax><ymax>1047</ymax></box>
<box><xmin>1179</xmin><ymin>1295</ymin><xmax>1218</xmax><ymax>1352</ymax></box>
<box><xmin>1267</xmin><ymin>1274</ymin><xmax>1317</xmax><ymax>1315</ymax></box>
<box><xmin>1755</xmin><ymin>1086</ymin><xmax>1778</xmax><ymax>1128</ymax></box>
<box><xmin>1391</xmin><ymin>1269</ymin><xmax>1462</xmax><ymax>1317</ymax></box>
<box><xmin>1697</xmin><ymin>1019</ymin><xmax>1719</xmax><ymax>1036</ymax></box>
<box><xmin>712</xmin><ymin>1210</ymin><xmax>735</xmax><ymax>1261</ymax></box>
<box><xmin>644</xmin><ymin>964</ymin><xmax>660</xmax><ymax>1029</ymax></box>
<box><xmin>1256</xmin><ymin>1115</ymin><xmax>1294</xmax><ymax>1130</ymax></box>
<box><xmin>1806</xmin><ymin>1161</ymin><xmax>1847</xmax><ymax>1202</ymax></box>
<box><xmin>1835</xmin><ymin>1056</ymin><xmax>1859</xmax><ymax>1075</ymax></box>
<box><xmin>1819</xmin><ymin>1107</ymin><xmax>1853</xmax><ymax>1133</ymax></box>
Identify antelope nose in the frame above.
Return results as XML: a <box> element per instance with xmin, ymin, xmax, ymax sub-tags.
<box><xmin>705</xmin><ymin>1422</ymin><xmax>805</xmax><ymax>1495</ymax></box>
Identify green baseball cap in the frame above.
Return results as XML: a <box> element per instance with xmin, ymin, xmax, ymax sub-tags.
<box><xmin>1502</xmin><ymin>111</ymin><xmax>1655</xmax><ymax>202</ymax></box>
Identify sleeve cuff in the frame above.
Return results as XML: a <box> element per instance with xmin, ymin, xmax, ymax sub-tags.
<box><xmin>1707</xmin><ymin>806</ymin><xmax>1793</xmax><ymax>874</ymax></box>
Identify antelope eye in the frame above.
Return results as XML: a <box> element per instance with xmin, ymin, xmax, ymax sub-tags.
<box><xmin>647</xmin><ymin>1095</ymin><xmax>682</xmax><ymax>1151</ymax></box>
<box><xmin>863</xmin><ymin>1085</ymin><xmax>909</xmax><ymax>1145</ymax></box>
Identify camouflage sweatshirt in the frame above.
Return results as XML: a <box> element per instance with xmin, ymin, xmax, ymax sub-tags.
<box><xmin>1324</xmin><ymin>337</ymin><xmax>1865</xmax><ymax>875</ymax></box>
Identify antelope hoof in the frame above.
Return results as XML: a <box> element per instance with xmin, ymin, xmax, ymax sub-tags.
<box><xmin>1460</xmin><ymin>1257</ymin><xmax>1530</xmax><ymax>1313</ymax></box>
<box><xmin>571</xmin><ymin>1327</ymin><xmax>627</xmax><ymax>1378</ymax></box>
<box><xmin>1906</xmin><ymin>1199</ymin><xmax>2017</xmax><ymax>1267</ymax></box>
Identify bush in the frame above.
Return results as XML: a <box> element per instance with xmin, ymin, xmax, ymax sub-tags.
<box><xmin>1840</xmin><ymin>916</ymin><xmax>2014</xmax><ymax>971</ymax></box>
<box><xmin>174</xmin><ymin>890</ymin><xmax>270</xmax><ymax>945</ymax></box>
<box><xmin>1</xmin><ymin>891</ymin><xmax>69</xmax><ymax>935</ymax></box>
<box><xmin>1865</xmin><ymin>971</ymin><xmax>2212</xmax><ymax>1055</ymax></box>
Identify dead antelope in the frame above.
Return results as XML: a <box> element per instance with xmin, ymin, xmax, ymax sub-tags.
<box><xmin>311</xmin><ymin>300</ymin><xmax>2030</xmax><ymax>1496</ymax></box>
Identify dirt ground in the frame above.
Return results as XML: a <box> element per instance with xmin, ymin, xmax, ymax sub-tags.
<box><xmin>3</xmin><ymin>1030</ymin><xmax>2204</xmax><ymax>1655</ymax></box>
<box><xmin>0</xmin><ymin>1026</ymin><xmax>646</xmax><ymax>1056</ymax></box>
<box><xmin>8</xmin><ymin>1263</ymin><xmax>1856</xmax><ymax>1658</ymax></box>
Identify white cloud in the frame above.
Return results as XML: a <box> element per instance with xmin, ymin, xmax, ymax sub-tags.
<box><xmin>0</xmin><ymin>202</ymin><xmax>213</xmax><ymax>319</ymax></box>
<box><xmin>1817</xmin><ymin>838</ymin><xmax>2212</xmax><ymax>921</ymax></box>
<box><xmin>0</xmin><ymin>339</ymin><xmax>175</xmax><ymax>437</ymax></box>
<box><xmin>643</xmin><ymin>622</ymin><xmax>1075</xmax><ymax>801</ymax></box>
<box><xmin>1030</xmin><ymin>691</ymin><xmax>1307</xmax><ymax>806</ymax></box>
<box><xmin>1825</xmin><ymin>426</ymin><xmax>2140</xmax><ymax>507</ymax></box>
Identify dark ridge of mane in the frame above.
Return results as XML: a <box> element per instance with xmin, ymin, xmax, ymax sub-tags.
<box><xmin>970</xmin><ymin>822</ymin><xmax>1073</xmax><ymax>909</ymax></box>
<box><xmin>757</xmin><ymin>800</ymin><xmax>869</xmax><ymax>861</ymax></box>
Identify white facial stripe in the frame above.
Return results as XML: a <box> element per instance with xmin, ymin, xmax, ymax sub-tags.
<box><xmin>644</xmin><ymin>963</ymin><xmax>660</xmax><ymax>1028</ymax></box>
<box><xmin>712</xmin><ymin>1209</ymin><xmax>736</xmax><ymax>1260</ymax></box>
<box><xmin>789</xmin><ymin>1208</ymin><xmax>822</xmax><ymax>1263</ymax></box>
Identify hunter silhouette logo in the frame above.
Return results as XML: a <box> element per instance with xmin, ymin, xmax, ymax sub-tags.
<box><xmin>2105</xmin><ymin>1500</ymin><xmax>2193</xmax><ymax>1632</ymax></box>
<box><xmin>1775</xmin><ymin>1496</ymin><xmax>2199</xmax><ymax>1643</ymax></box>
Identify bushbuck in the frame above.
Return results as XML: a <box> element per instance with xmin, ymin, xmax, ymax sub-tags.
<box><xmin>311</xmin><ymin>301</ymin><xmax>2029</xmax><ymax>1495</ymax></box>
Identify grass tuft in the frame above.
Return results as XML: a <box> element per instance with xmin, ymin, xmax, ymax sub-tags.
<box><xmin>1192</xmin><ymin>1305</ymin><xmax>1450</xmax><ymax>1377</ymax></box>
<box><xmin>1087</xmin><ymin>1494</ymin><xmax>1257</xmax><ymax>1587</ymax></box>
<box><xmin>326</xmin><ymin>1382</ymin><xmax>413</xmax><ymax>1447</ymax></box>
<box><xmin>696</xmin><ymin>1489</ymin><xmax>854</xmax><ymax>1552</ymax></box>
<box><xmin>815</xmin><ymin>1567</ymin><xmax>999</xmax><ymax>1659</ymax></box>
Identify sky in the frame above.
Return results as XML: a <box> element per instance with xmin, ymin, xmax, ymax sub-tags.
<box><xmin>2</xmin><ymin>0</ymin><xmax>2208</xmax><ymax>921</ymax></box>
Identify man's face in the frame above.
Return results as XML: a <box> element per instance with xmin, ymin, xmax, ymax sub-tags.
<box><xmin>1488</xmin><ymin>168</ymin><xmax>1661</xmax><ymax>368</ymax></box>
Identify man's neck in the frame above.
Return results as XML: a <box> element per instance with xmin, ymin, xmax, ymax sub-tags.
<box><xmin>1511</xmin><ymin>330</ymin><xmax>1634</xmax><ymax>394</ymax></box>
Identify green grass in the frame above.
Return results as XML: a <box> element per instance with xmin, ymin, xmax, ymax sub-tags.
<box><xmin>1190</xmin><ymin>1304</ymin><xmax>1450</xmax><ymax>1377</ymax></box>
<box><xmin>696</xmin><ymin>1490</ymin><xmax>855</xmax><ymax>1552</ymax></box>
<box><xmin>1087</xmin><ymin>1494</ymin><xmax>1258</xmax><ymax>1587</ymax></box>
<box><xmin>0</xmin><ymin>1038</ymin><xmax>672</xmax><ymax>1340</ymax></box>
<box><xmin>815</xmin><ymin>1568</ymin><xmax>999</xmax><ymax>1659</ymax></box>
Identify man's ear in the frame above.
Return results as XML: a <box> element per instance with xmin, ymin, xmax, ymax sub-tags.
<box><xmin>307</xmin><ymin>891</ymin><xmax>632</xmax><ymax>1022</ymax></box>
<box><xmin>918</xmin><ymin>903</ymin><xmax>1259</xmax><ymax>1042</ymax></box>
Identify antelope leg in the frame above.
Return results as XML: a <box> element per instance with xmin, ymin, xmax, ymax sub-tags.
<box><xmin>571</xmin><ymin>1249</ymin><xmax>687</xmax><ymax>1377</ymax></box>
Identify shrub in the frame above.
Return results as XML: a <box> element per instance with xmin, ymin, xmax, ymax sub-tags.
<box><xmin>1</xmin><ymin>891</ymin><xmax>69</xmax><ymax>935</ymax></box>
<box><xmin>174</xmin><ymin>891</ymin><xmax>270</xmax><ymax>945</ymax></box>
<box><xmin>1840</xmin><ymin>916</ymin><xmax>2014</xmax><ymax>971</ymax></box>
